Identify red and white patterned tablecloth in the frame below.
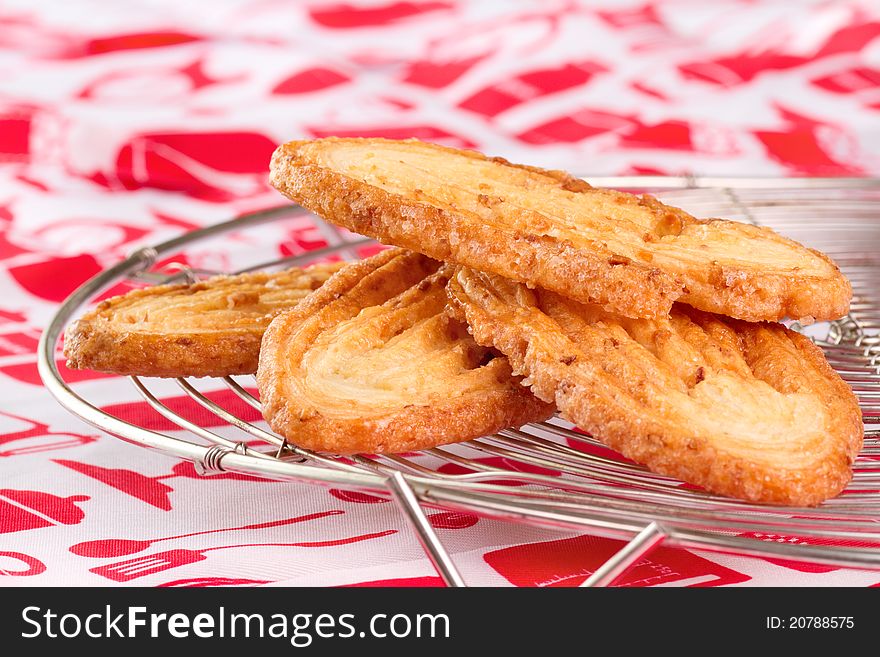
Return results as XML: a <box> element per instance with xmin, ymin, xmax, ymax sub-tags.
<box><xmin>1</xmin><ymin>0</ymin><xmax>879</xmax><ymax>587</ymax></box>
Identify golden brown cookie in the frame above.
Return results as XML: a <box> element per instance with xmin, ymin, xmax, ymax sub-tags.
<box><xmin>256</xmin><ymin>249</ymin><xmax>553</xmax><ymax>454</ymax></box>
<box><xmin>271</xmin><ymin>137</ymin><xmax>851</xmax><ymax>322</ymax></box>
<box><xmin>64</xmin><ymin>263</ymin><xmax>344</xmax><ymax>378</ymax></box>
<box><xmin>447</xmin><ymin>266</ymin><xmax>863</xmax><ymax>506</ymax></box>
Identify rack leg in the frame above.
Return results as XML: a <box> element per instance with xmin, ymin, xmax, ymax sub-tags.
<box><xmin>581</xmin><ymin>522</ymin><xmax>667</xmax><ymax>587</ymax></box>
<box><xmin>387</xmin><ymin>472</ymin><xmax>466</xmax><ymax>587</ymax></box>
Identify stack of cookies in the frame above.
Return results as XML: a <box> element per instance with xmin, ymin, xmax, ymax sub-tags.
<box><xmin>66</xmin><ymin>138</ymin><xmax>863</xmax><ymax>506</ymax></box>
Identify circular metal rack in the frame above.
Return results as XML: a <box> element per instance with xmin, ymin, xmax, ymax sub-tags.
<box><xmin>39</xmin><ymin>177</ymin><xmax>880</xmax><ymax>586</ymax></box>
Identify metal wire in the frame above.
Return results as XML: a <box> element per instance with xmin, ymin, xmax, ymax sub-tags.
<box><xmin>581</xmin><ymin>522</ymin><xmax>667</xmax><ymax>587</ymax></box>
<box><xmin>37</xmin><ymin>177</ymin><xmax>880</xmax><ymax>584</ymax></box>
<box><xmin>387</xmin><ymin>472</ymin><xmax>466</xmax><ymax>587</ymax></box>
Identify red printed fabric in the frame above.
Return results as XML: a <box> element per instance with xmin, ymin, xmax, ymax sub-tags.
<box><xmin>1</xmin><ymin>0</ymin><xmax>879</xmax><ymax>587</ymax></box>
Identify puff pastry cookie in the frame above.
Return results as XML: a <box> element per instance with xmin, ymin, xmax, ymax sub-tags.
<box><xmin>257</xmin><ymin>248</ymin><xmax>553</xmax><ymax>454</ymax></box>
<box><xmin>64</xmin><ymin>263</ymin><xmax>343</xmax><ymax>378</ymax></box>
<box><xmin>271</xmin><ymin>137</ymin><xmax>851</xmax><ymax>322</ymax></box>
<box><xmin>447</xmin><ymin>267</ymin><xmax>862</xmax><ymax>506</ymax></box>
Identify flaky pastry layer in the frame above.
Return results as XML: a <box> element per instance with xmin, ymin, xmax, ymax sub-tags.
<box><xmin>271</xmin><ymin>138</ymin><xmax>851</xmax><ymax>322</ymax></box>
<box><xmin>447</xmin><ymin>267</ymin><xmax>862</xmax><ymax>506</ymax></box>
<box><xmin>64</xmin><ymin>263</ymin><xmax>343</xmax><ymax>378</ymax></box>
<box><xmin>257</xmin><ymin>249</ymin><xmax>553</xmax><ymax>454</ymax></box>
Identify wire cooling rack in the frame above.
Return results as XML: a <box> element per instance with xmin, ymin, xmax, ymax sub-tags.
<box><xmin>39</xmin><ymin>177</ymin><xmax>880</xmax><ymax>587</ymax></box>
